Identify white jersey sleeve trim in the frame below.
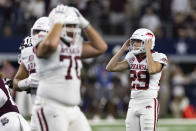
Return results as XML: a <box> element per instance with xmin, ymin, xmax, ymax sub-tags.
<box><xmin>0</xmin><ymin>89</ymin><xmax>8</xmax><ymax>108</ymax></box>
<box><xmin>125</xmin><ymin>52</ymin><xmax>133</xmax><ymax>65</ymax></box>
<box><xmin>152</xmin><ymin>52</ymin><xmax>168</xmax><ymax>67</ymax></box>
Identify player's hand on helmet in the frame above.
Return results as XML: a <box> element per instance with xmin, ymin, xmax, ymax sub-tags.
<box><xmin>49</xmin><ymin>4</ymin><xmax>68</xmax><ymax>25</ymax></box>
<box><xmin>145</xmin><ymin>37</ymin><xmax>152</xmax><ymax>52</ymax></box>
<box><xmin>73</xmin><ymin>8</ymin><xmax>89</xmax><ymax>29</ymax></box>
<box><xmin>121</xmin><ymin>39</ymin><xmax>130</xmax><ymax>51</ymax></box>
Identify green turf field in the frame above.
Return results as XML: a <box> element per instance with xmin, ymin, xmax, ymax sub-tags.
<box><xmin>92</xmin><ymin>125</ymin><xmax>196</xmax><ymax>131</ymax></box>
<box><xmin>90</xmin><ymin>119</ymin><xmax>196</xmax><ymax>131</ymax></box>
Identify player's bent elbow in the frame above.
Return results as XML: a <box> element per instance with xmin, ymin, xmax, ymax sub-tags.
<box><xmin>98</xmin><ymin>44</ymin><xmax>108</xmax><ymax>54</ymax></box>
<box><xmin>106</xmin><ymin>66</ymin><xmax>112</xmax><ymax>72</ymax></box>
<box><xmin>102</xmin><ymin>44</ymin><xmax>108</xmax><ymax>52</ymax></box>
<box><xmin>106</xmin><ymin>66</ymin><xmax>116</xmax><ymax>72</ymax></box>
<box><xmin>106</xmin><ymin>64</ymin><xmax>111</xmax><ymax>71</ymax></box>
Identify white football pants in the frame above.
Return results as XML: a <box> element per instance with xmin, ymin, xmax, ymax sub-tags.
<box><xmin>16</xmin><ymin>92</ymin><xmax>32</xmax><ymax>117</ymax></box>
<box><xmin>0</xmin><ymin>112</ymin><xmax>30</xmax><ymax>131</ymax></box>
<box><xmin>125</xmin><ymin>98</ymin><xmax>159</xmax><ymax>131</ymax></box>
<box><xmin>31</xmin><ymin>97</ymin><xmax>92</xmax><ymax>131</ymax></box>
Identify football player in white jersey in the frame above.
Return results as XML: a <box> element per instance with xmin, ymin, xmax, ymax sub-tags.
<box><xmin>106</xmin><ymin>28</ymin><xmax>168</xmax><ymax>131</ymax></box>
<box><xmin>0</xmin><ymin>72</ymin><xmax>30</xmax><ymax>131</ymax></box>
<box><xmin>31</xmin><ymin>5</ymin><xmax>107</xmax><ymax>131</ymax></box>
<box><xmin>13</xmin><ymin>17</ymin><xmax>50</xmax><ymax>102</ymax></box>
<box><xmin>13</xmin><ymin>17</ymin><xmax>50</xmax><ymax>131</ymax></box>
<box><xmin>14</xmin><ymin>36</ymin><xmax>38</xmax><ymax>91</ymax></box>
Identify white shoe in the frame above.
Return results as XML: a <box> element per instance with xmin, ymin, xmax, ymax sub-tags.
<box><xmin>92</xmin><ymin>115</ymin><xmax>101</xmax><ymax>123</ymax></box>
<box><xmin>106</xmin><ymin>115</ymin><xmax>115</xmax><ymax>122</ymax></box>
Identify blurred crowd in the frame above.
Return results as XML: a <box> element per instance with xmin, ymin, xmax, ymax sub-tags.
<box><xmin>0</xmin><ymin>0</ymin><xmax>196</xmax><ymax>39</ymax></box>
<box><xmin>0</xmin><ymin>0</ymin><xmax>196</xmax><ymax>121</ymax></box>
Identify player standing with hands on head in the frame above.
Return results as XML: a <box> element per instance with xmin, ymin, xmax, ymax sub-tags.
<box><xmin>106</xmin><ymin>28</ymin><xmax>167</xmax><ymax>131</ymax></box>
<box><xmin>31</xmin><ymin>4</ymin><xmax>107</xmax><ymax>131</ymax></box>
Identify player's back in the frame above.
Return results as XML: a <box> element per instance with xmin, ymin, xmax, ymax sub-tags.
<box><xmin>125</xmin><ymin>51</ymin><xmax>167</xmax><ymax>99</ymax></box>
<box><xmin>36</xmin><ymin>38</ymin><xmax>83</xmax><ymax>106</ymax></box>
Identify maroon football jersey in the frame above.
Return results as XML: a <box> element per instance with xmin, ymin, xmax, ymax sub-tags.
<box><xmin>0</xmin><ymin>79</ymin><xmax>19</xmax><ymax>117</ymax></box>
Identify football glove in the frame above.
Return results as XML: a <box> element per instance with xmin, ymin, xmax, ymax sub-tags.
<box><xmin>72</xmin><ymin>7</ymin><xmax>89</xmax><ymax>29</ymax></box>
<box><xmin>18</xmin><ymin>76</ymin><xmax>39</xmax><ymax>91</ymax></box>
<box><xmin>49</xmin><ymin>4</ymin><xmax>68</xmax><ymax>26</ymax></box>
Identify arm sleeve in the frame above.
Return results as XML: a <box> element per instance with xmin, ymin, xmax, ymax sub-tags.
<box><xmin>153</xmin><ymin>53</ymin><xmax>168</xmax><ymax>68</ymax></box>
<box><xmin>20</xmin><ymin>50</ymin><xmax>25</xmax><ymax>63</ymax></box>
<box><xmin>125</xmin><ymin>52</ymin><xmax>132</xmax><ymax>65</ymax></box>
<box><xmin>0</xmin><ymin>89</ymin><xmax>8</xmax><ymax>108</ymax></box>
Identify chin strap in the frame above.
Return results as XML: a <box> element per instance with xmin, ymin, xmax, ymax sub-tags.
<box><xmin>130</xmin><ymin>46</ymin><xmax>145</xmax><ymax>55</ymax></box>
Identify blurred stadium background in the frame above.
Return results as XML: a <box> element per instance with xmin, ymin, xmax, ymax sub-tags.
<box><xmin>0</xmin><ymin>0</ymin><xmax>196</xmax><ymax>131</ymax></box>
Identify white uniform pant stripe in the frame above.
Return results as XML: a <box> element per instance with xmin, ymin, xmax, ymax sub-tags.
<box><xmin>37</xmin><ymin>108</ymin><xmax>49</xmax><ymax>131</ymax></box>
<box><xmin>157</xmin><ymin>100</ymin><xmax>160</xmax><ymax>121</ymax></box>
<box><xmin>37</xmin><ymin>111</ymin><xmax>44</xmax><ymax>131</ymax></box>
<box><xmin>41</xmin><ymin>108</ymin><xmax>49</xmax><ymax>131</ymax></box>
<box><xmin>153</xmin><ymin>98</ymin><xmax>159</xmax><ymax>131</ymax></box>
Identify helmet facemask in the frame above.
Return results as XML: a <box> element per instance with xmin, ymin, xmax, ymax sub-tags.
<box><xmin>60</xmin><ymin>23</ymin><xmax>81</xmax><ymax>45</ymax></box>
<box><xmin>129</xmin><ymin>28</ymin><xmax>155</xmax><ymax>55</ymax></box>
<box><xmin>60</xmin><ymin>7</ymin><xmax>81</xmax><ymax>46</ymax></box>
<box><xmin>129</xmin><ymin>39</ymin><xmax>145</xmax><ymax>55</ymax></box>
<box><xmin>48</xmin><ymin>6</ymin><xmax>81</xmax><ymax>46</ymax></box>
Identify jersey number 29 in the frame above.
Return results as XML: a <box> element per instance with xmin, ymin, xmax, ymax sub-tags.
<box><xmin>130</xmin><ymin>70</ymin><xmax>150</xmax><ymax>90</ymax></box>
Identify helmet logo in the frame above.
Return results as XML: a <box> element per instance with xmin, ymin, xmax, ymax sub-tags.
<box><xmin>146</xmin><ymin>33</ymin><xmax>153</xmax><ymax>38</ymax></box>
<box><xmin>29</xmin><ymin>55</ymin><xmax>34</xmax><ymax>61</ymax></box>
<box><xmin>129</xmin><ymin>57</ymin><xmax>135</xmax><ymax>63</ymax></box>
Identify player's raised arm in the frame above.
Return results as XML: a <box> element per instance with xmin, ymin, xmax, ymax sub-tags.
<box><xmin>13</xmin><ymin>62</ymin><xmax>29</xmax><ymax>91</ymax></box>
<box><xmin>73</xmin><ymin>8</ymin><xmax>107</xmax><ymax>58</ymax></box>
<box><xmin>145</xmin><ymin>38</ymin><xmax>163</xmax><ymax>74</ymax></box>
<box><xmin>35</xmin><ymin>24</ymin><xmax>62</xmax><ymax>58</ymax></box>
<box><xmin>35</xmin><ymin>5</ymin><xmax>67</xmax><ymax>58</ymax></box>
<box><xmin>106</xmin><ymin>39</ymin><xmax>130</xmax><ymax>72</ymax></box>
